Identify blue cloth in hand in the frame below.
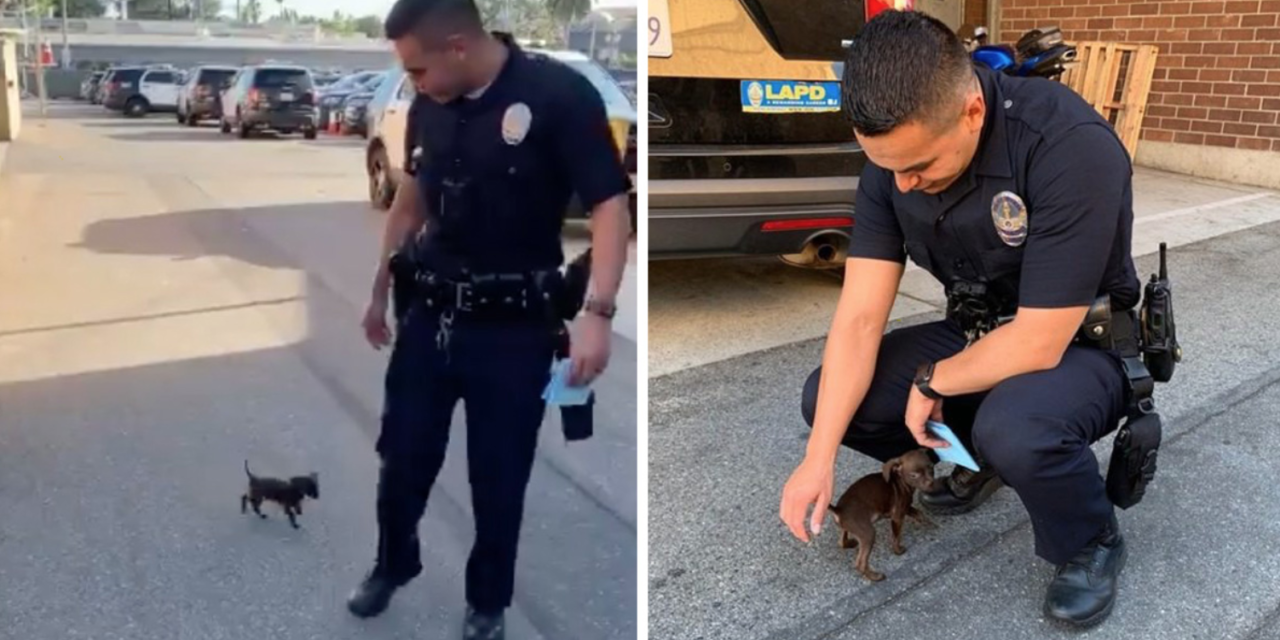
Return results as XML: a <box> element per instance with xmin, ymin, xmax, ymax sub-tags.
<box><xmin>542</xmin><ymin>358</ymin><xmax>592</xmax><ymax>406</ymax></box>
<box><xmin>926</xmin><ymin>420</ymin><xmax>981</xmax><ymax>472</ymax></box>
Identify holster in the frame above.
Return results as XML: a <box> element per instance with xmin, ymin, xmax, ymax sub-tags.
<box><xmin>538</xmin><ymin>248</ymin><xmax>596</xmax><ymax>443</ymax></box>
<box><xmin>1103</xmin><ymin>307</ymin><xmax>1162</xmax><ymax>510</ymax></box>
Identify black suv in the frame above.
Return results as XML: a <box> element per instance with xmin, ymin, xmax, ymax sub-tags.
<box><xmin>177</xmin><ymin>65</ymin><xmax>239</xmax><ymax>126</ymax></box>
<box><xmin>648</xmin><ymin>0</ymin><xmax>868</xmax><ymax>267</ymax></box>
<box><xmin>219</xmin><ymin>65</ymin><xmax>320</xmax><ymax>139</ymax></box>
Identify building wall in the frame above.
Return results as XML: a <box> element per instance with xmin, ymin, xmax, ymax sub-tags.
<box><xmin>1000</xmin><ymin>1</ymin><xmax>1280</xmax><ymax>155</ymax></box>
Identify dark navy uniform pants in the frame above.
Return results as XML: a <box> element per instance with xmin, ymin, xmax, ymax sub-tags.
<box><xmin>374</xmin><ymin>303</ymin><xmax>554</xmax><ymax>613</ymax></box>
<box><xmin>801</xmin><ymin>320</ymin><xmax>1128</xmax><ymax>566</ymax></box>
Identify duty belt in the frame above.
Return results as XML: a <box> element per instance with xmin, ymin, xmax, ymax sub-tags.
<box><xmin>411</xmin><ymin>271</ymin><xmax>556</xmax><ymax>315</ymax></box>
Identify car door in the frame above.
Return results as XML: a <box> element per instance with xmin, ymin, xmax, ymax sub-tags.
<box><xmin>140</xmin><ymin>70</ymin><xmax>176</xmax><ymax>107</ymax></box>
<box><xmin>383</xmin><ymin>76</ymin><xmax>415</xmax><ymax>173</ymax></box>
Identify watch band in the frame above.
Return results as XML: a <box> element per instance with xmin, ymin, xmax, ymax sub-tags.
<box><xmin>583</xmin><ymin>297</ymin><xmax>617</xmax><ymax>320</ymax></box>
<box><xmin>914</xmin><ymin>361</ymin><xmax>945</xmax><ymax>400</ymax></box>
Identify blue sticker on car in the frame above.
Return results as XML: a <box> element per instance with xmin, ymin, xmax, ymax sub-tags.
<box><xmin>740</xmin><ymin>80</ymin><xmax>841</xmax><ymax>114</ymax></box>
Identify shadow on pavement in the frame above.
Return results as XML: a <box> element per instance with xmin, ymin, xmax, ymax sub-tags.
<box><xmin>1</xmin><ymin>200</ymin><xmax>637</xmax><ymax>640</ymax></box>
<box><xmin>106</xmin><ymin>129</ymin><xmax>231</xmax><ymax>143</ymax></box>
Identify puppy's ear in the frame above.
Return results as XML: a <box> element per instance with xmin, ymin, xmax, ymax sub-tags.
<box><xmin>882</xmin><ymin>458</ymin><xmax>901</xmax><ymax>483</ymax></box>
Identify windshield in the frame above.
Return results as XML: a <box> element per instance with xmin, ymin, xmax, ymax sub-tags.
<box><xmin>562</xmin><ymin>60</ymin><xmax>634</xmax><ymax>117</ymax></box>
<box><xmin>255</xmin><ymin>68</ymin><xmax>313</xmax><ymax>89</ymax></box>
<box><xmin>199</xmin><ymin>69</ymin><xmax>236</xmax><ymax>86</ymax></box>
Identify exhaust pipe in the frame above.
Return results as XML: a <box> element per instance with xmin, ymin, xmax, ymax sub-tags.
<box><xmin>779</xmin><ymin>233</ymin><xmax>849</xmax><ymax>270</ymax></box>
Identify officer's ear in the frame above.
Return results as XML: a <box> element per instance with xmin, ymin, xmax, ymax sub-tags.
<box><xmin>962</xmin><ymin>89</ymin><xmax>985</xmax><ymax>134</ymax></box>
<box><xmin>882</xmin><ymin>458</ymin><xmax>902</xmax><ymax>483</ymax></box>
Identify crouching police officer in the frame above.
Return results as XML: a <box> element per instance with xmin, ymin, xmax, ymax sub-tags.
<box><xmin>781</xmin><ymin>11</ymin><xmax>1151</xmax><ymax>626</ymax></box>
<box><xmin>346</xmin><ymin>1</ymin><xmax>632</xmax><ymax>637</ymax></box>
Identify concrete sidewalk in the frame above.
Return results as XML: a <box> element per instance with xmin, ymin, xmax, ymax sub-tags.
<box><xmin>649</xmin><ymin>217</ymin><xmax>1280</xmax><ymax>639</ymax></box>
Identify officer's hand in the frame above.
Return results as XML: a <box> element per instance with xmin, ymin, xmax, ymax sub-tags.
<box><xmin>904</xmin><ymin>386</ymin><xmax>950</xmax><ymax>449</ymax></box>
<box><xmin>362</xmin><ymin>297</ymin><xmax>392</xmax><ymax>350</ymax></box>
<box><xmin>780</xmin><ymin>457</ymin><xmax>834</xmax><ymax>544</ymax></box>
<box><xmin>569</xmin><ymin>313</ymin><xmax>611</xmax><ymax>386</ymax></box>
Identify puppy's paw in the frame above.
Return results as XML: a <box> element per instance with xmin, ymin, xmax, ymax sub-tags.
<box><xmin>892</xmin><ymin>544</ymin><xmax>906</xmax><ymax>556</ymax></box>
<box><xmin>863</xmin><ymin>570</ymin><xmax>885</xmax><ymax>582</ymax></box>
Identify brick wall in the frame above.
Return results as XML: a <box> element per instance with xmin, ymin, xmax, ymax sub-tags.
<box><xmin>1000</xmin><ymin>1</ymin><xmax>1280</xmax><ymax>152</ymax></box>
<box><xmin>965</xmin><ymin>0</ymin><xmax>990</xmax><ymax>29</ymax></box>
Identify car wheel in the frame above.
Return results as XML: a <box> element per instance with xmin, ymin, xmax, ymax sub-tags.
<box><xmin>368</xmin><ymin>146</ymin><xmax>394</xmax><ymax>210</ymax></box>
<box><xmin>220</xmin><ymin>117</ymin><xmax>231</xmax><ymax>134</ymax></box>
<box><xmin>303</xmin><ymin>128</ymin><xmax>317</xmax><ymax>140</ymax></box>
<box><xmin>176</xmin><ymin>111</ymin><xmax>186</xmax><ymax>124</ymax></box>
<box><xmin>124</xmin><ymin>97</ymin><xmax>147</xmax><ymax>118</ymax></box>
<box><xmin>187</xmin><ymin>113</ymin><xmax>199</xmax><ymax>127</ymax></box>
<box><xmin>238</xmin><ymin>122</ymin><xmax>251</xmax><ymax>139</ymax></box>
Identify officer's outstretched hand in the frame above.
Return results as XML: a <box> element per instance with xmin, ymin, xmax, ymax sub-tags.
<box><xmin>780</xmin><ymin>457</ymin><xmax>834</xmax><ymax>544</ymax></box>
<box><xmin>362</xmin><ymin>297</ymin><xmax>392</xmax><ymax>350</ymax></box>
<box><xmin>904</xmin><ymin>386</ymin><xmax>950</xmax><ymax>449</ymax></box>
<box><xmin>569</xmin><ymin>314</ymin><xmax>611</xmax><ymax>386</ymax></box>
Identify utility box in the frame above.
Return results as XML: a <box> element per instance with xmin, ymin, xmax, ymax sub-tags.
<box><xmin>0</xmin><ymin>29</ymin><xmax>22</xmax><ymax>142</ymax></box>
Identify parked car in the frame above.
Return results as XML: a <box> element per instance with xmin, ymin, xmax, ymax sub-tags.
<box><xmin>81</xmin><ymin>71</ymin><xmax>105</xmax><ymax>102</ymax></box>
<box><xmin>317</xmin><ymin>71</ymin><xmax>382</xmax><ymax>129</ymax></box>
<box><xmin>363</xmin><ymin>50</ymin><xmax>637</xmax><ymax>230</ymax></box>
<box><xmin>102</xmin><ymin>66</ymin><xmax>182</xmax><ymax>118</ymax></box>
<box><xmin>648</xmin><ymin>0</ymin><xmax>866</xmax><ymax>267</ymax></box>
<box><xmin>338</xmin><ymin>74</ymin><xmax>387</xmax><ymax>137</ymax></box>
<box><xmin>177</xmin><ymin>65</ymin><xmax>239</xmax><ymax>126</ymax></box>
<box><xmin>363</xmin><ymin>66</ymin><xmax>404</xmax><ymax>140</ymax></box>
<box><xmin>219</xmin><ymin>65</ymin><xmax>319</xmax><ymax>139</ymax></box>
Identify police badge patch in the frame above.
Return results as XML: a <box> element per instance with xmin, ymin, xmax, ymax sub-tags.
<box><xmin>991</xmin><ymin>191</ymin><xmax>1029</xmax><ymax>247</ymax></box>
<box><xmin>502</xmin><ymin>102</ymin><xmax>532</xmax><ymax>145</ymax></box>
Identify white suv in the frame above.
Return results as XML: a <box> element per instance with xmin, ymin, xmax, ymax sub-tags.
<box><xmin>102</xmin><ymin>66</ymin><xmax>183</xmax><ymax>118</ymax></box>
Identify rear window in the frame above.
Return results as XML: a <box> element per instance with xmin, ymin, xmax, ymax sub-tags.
<box><xmin>144</xmin><ymin>71</ymin><xmax>176</xmax><ymax>83</ymax></box>
<box><xmin>199</xmin><ymin>69</ymin><xmax>236</xmax><ymax>86</ymax></box>
<box><xmin>113</xmin><ymin>69</ymin><xmax>144</xmax><ymax>82</ymax></box>
<box><xmin>253</xmin><ymin>68</ymin><xmax>313</xmax><ymax>89</ymax></box>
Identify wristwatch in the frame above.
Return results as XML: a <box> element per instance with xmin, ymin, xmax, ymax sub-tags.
<box><xmin>914</xmin><ymin>361</ymin><xmax>945</xmax><ymax>400</ymax></box>
<box><xmin>583</xmin><ymin>297</ymin><xmax>617</xmax><ymax>320</ymax></box>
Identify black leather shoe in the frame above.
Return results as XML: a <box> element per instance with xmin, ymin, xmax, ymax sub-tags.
<box><xmin>919</xmin><ymin>465</ymin><xmax>1003</xmax><ymax>515</ymax></box>
<box><xmin>463</xmin><ymin>606</ymin><xmax>506</xmax><ymax>640</ymax></box>
<box><xmin>1044</xmin><ymin>518</ymin><xmax>1127</xmax><ymax>627</ymax></box>
<box><xmin>346</xmin><ymin>570</ymin><xmax>409</xmax><ymax>619</ymax></box>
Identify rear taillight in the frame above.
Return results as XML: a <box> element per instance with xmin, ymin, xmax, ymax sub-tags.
<box><xmin>761</xmin><ymin>217</ymin><xmax>854</xmax><ymax>232</ymax></box>
<box><xmin>247</xmin><ymin>88</ymin><xmax>262</xmax><ymax>104</ymax></box>
<box><xmin>301</xmin><ymin>91</ymin><xmax>315</xmax><ymax>105</ymax></box>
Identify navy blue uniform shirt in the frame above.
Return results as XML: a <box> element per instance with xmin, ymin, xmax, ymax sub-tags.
<box><xmin>403</xmin><ymin>33</ymin><xmax>631</xmax><ymax>276</ymax></box>
<box><xmin>848</xmin><ymin>66</ymin><xmax>1141</xmax><ymax>314</ymax></box>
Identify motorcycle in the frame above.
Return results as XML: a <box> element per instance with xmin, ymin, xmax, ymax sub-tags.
<box><xmin>965</xmin><ymin>25</ymin><xmax>1078</xmax><ymax>80</ymax></box>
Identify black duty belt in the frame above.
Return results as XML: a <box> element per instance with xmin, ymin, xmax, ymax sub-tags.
<box><xmin>411</xmin><ymin>270</ymin><xmax>559</xmax><ymax>315</ymax></box>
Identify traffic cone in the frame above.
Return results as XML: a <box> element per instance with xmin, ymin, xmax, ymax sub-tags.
<box><xmin>327</xmin><ymin>110</ymin><xmax>340</xmax><ymax>135</ymax></box>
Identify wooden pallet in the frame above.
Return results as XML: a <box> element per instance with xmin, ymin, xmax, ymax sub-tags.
<box><xmin>1059</xmin><ymin>41</ymin><xmax>1160</xmax><ymax>159</ymax></box>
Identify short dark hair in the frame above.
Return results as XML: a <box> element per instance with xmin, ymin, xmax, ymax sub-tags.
<box><xmin>384</xmin><ymin>0</ymin><xmax>483</xmax><ymax>41</ymax></box>
<box><xmin>840</xmin><ymin>10</ymin><xmax>976</xmax><ymax>136</ymax></box>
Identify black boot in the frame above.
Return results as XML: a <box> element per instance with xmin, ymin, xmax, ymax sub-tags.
<box><xmin>463</xmin><ymin>606</ymin><xmax>506</xmax><ymax>640</ymax></box>
<box><xmin>919</xmin><ymin>464</ymin><xmax>1003</xmax><ymax>515</ymax></box>
<box><xmin>347</xmin><ymin>568</ymin><xmax>413</xmax><ymax>618</ymax></box>
<box><xmin>1043</xmin><ymin>516</ymin><xmax>1127</xmax><ymax>627</ymax></box>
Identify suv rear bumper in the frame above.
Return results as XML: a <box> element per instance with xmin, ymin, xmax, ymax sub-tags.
<box><xmin>648</xmin><ymin>175</ymin><xmax>858</xmax><ymax>259</ymax></box>
<box><xmin>242</xmin><ymin>108</ymin><xmax>318</xmax><ymax>130</ymax></box>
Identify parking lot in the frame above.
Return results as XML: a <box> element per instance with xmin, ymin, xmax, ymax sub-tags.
<box><xmin>649</xmin><ymin>168</ymin><xmax>1280</xmax><ymax>639</ymax></box>
<box><xmin>0</xmin><ymin>102</ymin><xmax>638</xmax><ymax>640</ymax></box>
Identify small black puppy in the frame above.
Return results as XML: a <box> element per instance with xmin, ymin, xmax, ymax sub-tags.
<box><xmin>241</xmin><ymin>460</ymin><xmax>319</xmax><ymax>529</ymax></box>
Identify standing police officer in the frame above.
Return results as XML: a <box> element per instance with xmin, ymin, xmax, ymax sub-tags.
<box><xmin>346</xmin><ymin>1</ymin><xmax>632</xmax><ymax>638</ymax></box>
<box><xmin>780</xmin><ymin>11</ymin><xmax>1141</xmax><ymax>626</ymax></box>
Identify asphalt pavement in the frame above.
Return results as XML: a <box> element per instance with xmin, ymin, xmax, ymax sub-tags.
<box><xmin>649</xmin><ymin>170</ymin><xmax>1280</xmax><ymax>637</ymax></box>
<box><xmin>0</xmin><ymin>103</ymin><xmax>637</xmax><ymax>640</ymax></box>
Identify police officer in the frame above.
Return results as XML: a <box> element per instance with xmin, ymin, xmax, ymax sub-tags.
<box><xmin>345</xmin><ymin>1</ymin><xmax>632</xmax><ymax>637</ymax></box>
<box><xmin>780</xmin><ymin>11</ymin><xmax>1142</xmax><ymax>626</ymax></box>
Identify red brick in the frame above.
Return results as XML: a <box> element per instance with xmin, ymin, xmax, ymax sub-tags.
<box><xmin>1260</xmin><ymin>98</ymin><xmax>1280</xmax><ymax>112</ymax></box>
<box><xmin>1260</xmin><ymin>125</ymin><xmax>1280</xmax><ymax>137</ymax></box>
<box><xmin>1144</xmin><ymin>129</ymin><xmax>1176</xmax><ymax>142</ymax></box>
<box><xmin>1190</xmin><ymin>0</ymin><xmax>1227</xmax><ymax>12</ymax></box>
<box><xmin>1162</xmin><ymin>1</ymin><xmax>1193</xmax><ymax>13</ymax></box>
<box><xmin>1184</xmin><ymin>56</ymin><xmax>1217</xmax><ymax>68</ymax></box>
<box><xmin>1099</xmin><ymin>29</ymin><xmax>1129</xmax><ymax>40</ymax></box>
<box><xmin>1274</xmin><ymin>139</ymin><xmax>1280</xmax><ymax>150</ymax></box>
<box><xmin>1205</xmin><ymin>13</ymin><xmax>1243</xmax><ymax>27</ymax></box>
<box><xmin>1247</xmin><ymin>82</ymin><xmax>1280</xmax><ymax>94</ymax></box>
<box><xmin>1200</xmin><ymin>69</ymin><xmax>1233</xmax><ymax>81</ymax></box>
<box><xmin>1175</xmin><ymin>131</ymin><xmax>1207</xmax><ymax>144</ymax></box>
<box><xmin>1184</xmin><ymin>80</ymin><xmax>1215</xmax><ymax>93</ymax></box>
<box><xmin>1146</xmin><ymin>117</ymin><xmax>1166</xmax><ymax>129</ymax></box>
<box><xmin>1225</xmin><ymin>0</ymin><xmax>1260</xmax><ymax>10</ymax></box>
<box><xmin>1179</xmin><ymin>105</ymin><xmax>1211</xmax><ymax>119</ymax></box>
<box><xmin>1211</xmin><ymin>108</ymin><xmax>1245</xmax><ymax>121</ymax></box>
<box><xmin>1238</xmin><ymin>136</ymin><xmax>1273</xmax><ymax>150</ymax></box>
<box><xmin>1252</xmin><ymin>56</ymin><xmax>1280</xmax><ymax>69</ymax></box>
<box><xmin>1169</xmin><ymin>42</ymin><xmax>1204</xmax><ymax>55</ymax></box>
<box><xmin>1203</xmin><ymin>42</ymin><xmax>1238</xmax><ymax>55</ymax></box>
<box><xmin>1195</xmin><ymin>93</ymin><xmax>1230</xmax><ymax>106</ymax></box>
<box><xmin>1191</xmin><ymin>119</ymin><xmax>1225</xmax><ymax>133</ymax></box>
<box><xmin>1269</xmin><ymin>70</ymin><xmax>1280</xmax><ymax>82</ymax></box>
<box><xmin>1159</xmin><ymin>28</ymin><xmax>1191</xmax><ymax>41</ymax></box>
<box><xmin>1130</xmin><ymin>28</ymin><xmax>1160</xmax><ymax>40</ymax></box>
<box><xmin>1174</xmin><ymin>15</ymin><xmax>1207</xmax><ymax>28</ymax></box>
<box><xmin>1153</xmin><ymin>80</ymin><xmax>1184</xmax><ymax>93</ymax></box>
<box><xmin>1061</xmin><ymin>18</ymin><xmax>1090</xmax><ymax>30</ymax></box>
<box><xmin>1239</xmin><ymin>42</ymin><xmax>1273</xmax><ymax>56</ymax></box>
<box><xmin>1165</xmin><ymin>55</ymin><xmax>1187</xmax><ymax>67</ymax></box>
<box><xmin>1241</xmin><ymin>13</ymin><xmax>1278</xmax><ymax>26</ymax></box>
<box><xmin>1076</xmin><ymin>29</ymin><xmax>1102</xmax><ymax>40</ymax></box>
<box><xmin>1257</xmin><ymin>27</ymin><xmax>1280</xmax><ymax>39</ymax></box>
<box><xmin>1227</xmin><ymin>96</ymin><xmax>1264</xmax><ymax>109</ymax></box>
<box><xmin>1087</xmin><ymin>17</ymin><xmax>1116</xmax><ymax>29</ymax></box>
<box><xmin>1050</xmin><ymin>6</ymin><xmax>1077</xmax><ymax>17</ymax></box>
<box><xmin>1170</xmin><ymin>67</ymin><xmax>1200</xmax><ymax>80</ymax></box>
<box><xmin>1214</xmin><ymin>82</ymin><xmax>1249</xmax><ymax>95</ymax></box>
<box><xmin>1234</xmin><ymin>69</ymin><xmax>1269</xmax><ymax>82</ymax></box>
<box><xmin>1218</xmin><ymin>56</ymin><xmax>1253</xmax><ymax>68</ymax></box>
<box><xmin>1204</xmin><ymin>134</ymin><xmax>1239</xmax><ymax>147</ymax></box>
<box><xmin>1188</xmin><ymin>28</ymin><xmax>1224</xmax><ymax>40</ymax></box>
<box><xmin>1130</xmin><ymin>3</ymin><xmax>1161</xmax><ymax>14</ymax></box>
<box><xmin>1164</xmin><ymin>117</ymin><xmax>1193</xmax><ymax>131</ymax></box>
<box><xmin>1242</xmin><ymin>110</ymin><xmax>1279</xmax><ymax>124</ymax></box>
<box><xmin>1263</xmin><ymin>0</ymin><xmax>1280</xmax><ymax>10</ymax></box>
<box><xmin>1154</xmin><ymin>67</ymin><xmax>1170</xmax><ymax>80</ymax></box>
<box><xmin>1149</xmin><ymin>104</ymin><xmax>1179</xmax><ymax>117</ymax></box>
<box><xmin>1115</xmin><ymin>16</ymin><xmax>1146</xmax><ymax>28</ymax></box>
<box><xmin>1165</xmin><ymin>93</ymin><xmax>1197</xmax><ymax>105</ymax></box>
<box><xmin>1222</xmin><ymin>28</ymin><xmax>1258</xmax><ymax>39</ymax></box>
<box><xmin>1103</xmin><ymin>4</ymin><xmax>1131</xmax><ymax>16</ymax></box>
<box><xmin>1223</xmin><ymin>123</ymin><xmax>1257</xmax><ymax>136</ymax></box>
<box><xmin>1144</xmin><ymin>15</ymin><xmax>1176</xmax><ymax>28</ymax></box>
<box><xmin>1076</xmin><ymin>5</ymin><xmax>1103</xmax><ymax>16</ymax></box>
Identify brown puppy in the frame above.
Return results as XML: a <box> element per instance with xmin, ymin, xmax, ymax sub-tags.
<box><xmin>828</xmin><ymin>449</ymin><xmax>938</xmax><ymax>581</ymax></box>
<box><xmin>241</xmin><ymin>460</ymin><xmax>319</xmax><ymax>529</ymax></box>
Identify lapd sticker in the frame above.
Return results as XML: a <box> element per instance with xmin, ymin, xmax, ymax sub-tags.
<box><xmin>740</xmin><ymin>80</ymin><xmax>841</xmax><ymax>114</ymax></box>
<box><xmin>502</xmin><ymin>102</ymin><xmax>532</xmax><ymax>145</ymax></box>
<box><xmin>991</xmin><ymin>191</ymin><xmax>1028</xmax><ymax>247</ymax></box>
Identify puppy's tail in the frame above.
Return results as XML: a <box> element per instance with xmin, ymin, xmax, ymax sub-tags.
<box><xmin>244</xmin><ymin>459</ymin><xmax>254</xmax><ymax>480</ymax></box>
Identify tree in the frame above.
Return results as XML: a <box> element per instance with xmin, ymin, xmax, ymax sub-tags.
<box><xmin>354</xmin><ymin>14</ymin><xmax>382</xmax><ymax>39</ymax></box>
<box><xmin>54</xmin><ymin>0</ymin><xmax>107</xmax><ymax>18</ymax></box>
<box><xmin>546</xmin><ymin>0</ymin><xmax>591</xmax><ymax>24</ymax></box>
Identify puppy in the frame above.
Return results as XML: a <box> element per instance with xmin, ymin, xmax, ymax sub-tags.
<box><xmin>827</xmin><ymin>449</ymin><xmax>937</xmax><ymax>582</ymax></box>
<box><xmin>241</xmin><ymin>460</ymin><xmax>319</xmax><ymax>529</ymax></box>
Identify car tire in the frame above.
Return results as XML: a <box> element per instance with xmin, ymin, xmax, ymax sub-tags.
<box><xmin>187</xmin><ymin>113</ymin><xmax>199</xmax><ymax>127</ymax></box>
<box><xmin>176</xmin><ymin>111</ymin><xmax>186</xmax><ymax>124</ymax></box>
<box><xmin>303</xmin><ymin>128</ymin><xmax>317</xmax><ymax>140</ymax></box>
<box><xmin>124</xmin><ymin>97</ymin><xmax>148</xmax><ymax>118</ymax></box>
<box><xmin>220</xmin><ymin>117</ymin><xmax>231</xmax><ymax>134</ymax></box>
<box><xmin>238</xmin><ymin>122</ymin><xmax>251</xmax><ymax>139</ymax></box>
<box><xmin>367</xmin><ymin>146</ymin><xmax>395</xmax><ymax>210</ymax></box>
